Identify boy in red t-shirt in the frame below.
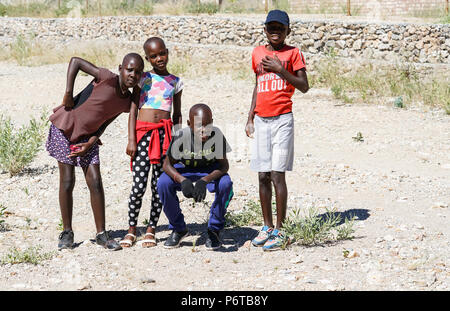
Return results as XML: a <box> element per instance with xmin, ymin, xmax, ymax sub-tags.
<box><xmin>245</xmin><ymin>10</ymin><xmax>309</xmax><ymax>251</ymax></box>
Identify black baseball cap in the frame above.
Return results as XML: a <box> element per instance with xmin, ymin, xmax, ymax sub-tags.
<box><xmin>265</xmin><ymin>9</ymin><xmax>290</xmax><ymax>26</ymax></box>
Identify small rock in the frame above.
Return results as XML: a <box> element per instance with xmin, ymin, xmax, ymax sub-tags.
<box><xmin>414</xmin><ymin>223</ymin><xmax>424</xmax><ymax>230</ymax></box>
<box><xmin>431</xmin><ymin>202</ymin><xmax>448</xmax><ymax>209</ymax></box>
<box><xmin>285</xmin><ymin>274</ymin><xmax>296</xmax><ymax>281</ymax></box>
<box><xmin>237</xmin><ymin>190</ymin><xmax>248</xmax><ymax>196</ymax></box>
<box><xmin>141</xmin><ymin>277</ymin><xmax>156</xmax><ymax>284</ymax></box>
<box><xmin>290</xmin><ymin>256</ymin><xmax>303</xmax><ymax>264</ymax></box>
<box><xmin>384</xmin><ymin>235</ymin><xmax>395</xmax><ymax>241</ymax></box>
<box><xmin>346</xmin><ymin>250</ymin><xmax>359</xmax><ymax>258</ymax></box>
<box><xmin>304</xmin><ymin>279</ymin><xmax>317</xmax><ymax>284</ymax></box>
<box><xmin>77</xmin><ymin>283</ymin><xmax>91</xmax><ymax>291</ymax></box>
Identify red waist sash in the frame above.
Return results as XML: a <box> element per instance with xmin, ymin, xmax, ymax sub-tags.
<box><xmin>130</xmin><ymin>118</ymin><xmax>173</xmax><ymax>170</ymax></box>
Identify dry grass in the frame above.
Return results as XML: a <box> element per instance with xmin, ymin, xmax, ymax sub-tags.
<box><xmin>0</xmin><ymin>0</ymin><xmax>270</xmax><ymax>18</ymax></box>
<box><xmin>0</xmin><ymin>36</ymin><xmax>130</xmax><ymax>68</ymax></box>
<box><xmin>309</xmin><ymin>50</ymin><xmax>450</xmax><ymax>113</ymax></box>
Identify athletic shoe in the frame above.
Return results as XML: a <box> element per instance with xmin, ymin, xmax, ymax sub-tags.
<box><xmin>251</xmin><ymin>225</ymin><xmax>274</xmax><ymax>246</ymax></box>
<box><xmin>262</xmin><ymin>229</ymin><xmax>287</xmax><ymax>251</ymax></box>
<box><xmin>95</xmin><ymin>231</ymin><xmax>122</xmax><ymax>251</ymax></box>
<box><xmin>205</xmin><ymin>229</ymin><xmax>221</xmax><ymax>250</ymax></box>
<box><xmin>164</xmin><ymin>229</ymin><xmax>189</xmax><ymax>249</ymax></box>
<box><xmin>58</xmin><ymin>229</ymin><xmax>74</xmax><ymax>250</ymax></box>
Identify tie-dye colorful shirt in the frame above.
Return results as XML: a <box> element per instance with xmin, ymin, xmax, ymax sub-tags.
<box><xmin>138</xmin><ymin>72</ymin><xmax>183</xmax><ymax>112</ymax></box>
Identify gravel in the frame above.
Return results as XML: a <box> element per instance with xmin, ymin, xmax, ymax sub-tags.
<box><xmin>0</xmin><ymin>61</ymin><xmax>449</xmax><ymax>291</ymax></box>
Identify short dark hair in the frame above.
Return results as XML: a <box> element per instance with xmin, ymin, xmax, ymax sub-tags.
<box><xmin>189</xmin><ymin>103</ymin><xmax>212</xmax><ymax>117</ymax></box>
<box><xmin>122</xmin><ymin>53</ymin><xmax>144</xmax><ymax>68</ymax></box>
<box><xmin>143</xmin><ymin>37</ymin><xmax>166</xmax><ymax>50</ymax></box>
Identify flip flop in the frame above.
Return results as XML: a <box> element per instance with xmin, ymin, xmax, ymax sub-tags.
<box><xmin>119</xmin><ymin>233</ymin><xmax>137</xmax><ymax>248</ymax></box>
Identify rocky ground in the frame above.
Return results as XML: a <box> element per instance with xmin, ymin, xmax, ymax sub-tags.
<box><xmin>0</xmin><ymin>61</ymin><xmax>449</xmax><ymax>292</ymax></box>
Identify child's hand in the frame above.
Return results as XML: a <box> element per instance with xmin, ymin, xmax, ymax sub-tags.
<box><xmin>261</xmin><ymin>54</ymin><xmax>283</xmax><ymax>73</ymax></box>
<box><xmin>193</xmin><ymin>179</ymin><xmax>207</xmax><ymax>203</ymax></box>
<box><xmin>245</xmin><ymin>121</ymin><xmax>255</xmax><ymax>138</ymax></box>
<box><xmin>181</xmin><ymin>179</ymin><xmax>194</xmax><ymax>199</ymax></box>
<box><xmin>62</xmin><ymin>92</ymin><xmax>75</xmax><ymax>108</ymax></box>
<box><xmin>68</xmin><ymin>142</ymin><xmax>91</xmax><ymax>158</ymax></box>
<box><xmin>126</xmin><ymin>141</ymin><xmax>137</xmax><ymax>158</ymax></box>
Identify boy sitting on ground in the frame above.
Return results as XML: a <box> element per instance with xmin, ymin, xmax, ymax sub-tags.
<box><xmin>157</xmin><ymin>103</ymin><xmax>234</xmax><ymax>250</ymax></box>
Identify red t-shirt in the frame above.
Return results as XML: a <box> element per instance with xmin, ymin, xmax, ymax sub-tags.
<box><xmin>49</xmin><ymin>68</ymin><xmax>132</xmax><ymax>142</ymax></box>
<box><xmin>252</xmin><ymin>45</ymin><xmax>306</xmax><ymax>117</ymax></box>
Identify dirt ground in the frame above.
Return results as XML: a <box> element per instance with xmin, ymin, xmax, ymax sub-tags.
<box><xmin>0</xmin><ymin>61</ymin><xmax>449</xmax><ymax>292</ymax></box>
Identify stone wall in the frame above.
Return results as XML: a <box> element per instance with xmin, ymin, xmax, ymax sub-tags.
<box><xmin>290</xmin><ymin>0</ymin><xmax>448</xmax><ymax>16</ymax></box>
<box><xmin>0</xmin><ymin>15</ymin><xmax>449</xmax><ymax>65</ymax></box>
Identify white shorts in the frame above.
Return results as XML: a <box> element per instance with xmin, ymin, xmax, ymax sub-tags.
<box><xmin>250</xmin><ymin>112</ymin><xmax>294</xmax><ymax>172</ymax></box>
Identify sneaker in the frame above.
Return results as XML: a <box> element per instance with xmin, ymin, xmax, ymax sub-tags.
<box><xmin>164</xmin><ymin>229</ymin><xmax>189</xmax><ymax>249</ymax></box>
<box><xmin>262</xmin><ymin>229</ymin><xmax>288</xmax><ymax>251</ymax></box>
<box><xmin>58</xmin><ymin>229</ymin><xmax>74</xmax><ymax>250</ymax></box>
<box><xmin>205</xmin><ymin>229</ymin><xmax>222</xmax><ymax>250</ymax></box>
<box><xmin>95</xmin><ymin>231</ymin><xmax>122</xmax><ymax>251</ymax></box>
<box><xmin>251</xmin><ymin>225</ymin><xmax>274</xmax><ymax>247</ymax></box>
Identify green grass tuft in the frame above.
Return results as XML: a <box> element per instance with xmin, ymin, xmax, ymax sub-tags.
<box><xmin>0</xmin><ymin>112</ymin><xmax>48</xmax><ymax>177</ymax></box>
<box><xmin>282</xmin><ymin>206</ymin><xmax>356</xmax><ymax>246</ymax></box>
<box><xmin>1</xmin><ymin>246</ymin><xmax>55</xmax><ymax>266</ymax></box>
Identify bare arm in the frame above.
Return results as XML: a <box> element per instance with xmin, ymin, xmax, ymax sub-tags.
<box><xmin>63</xmin><ymin>57</ymin><xmax>101</xmax><ymax>108</ymax></box>
<box><xmin>245</xmin><ymin>75</ymin><xmax>258</xmax><ymax>138</ymax></box>
<box><xmin>281</xmin><ymin>68</ymin><xmax>309</xmax><ymax>93</ymax></box>
<box><xmin>200</xmin><ymin>158</ymin><xmax>229</xmax><ymax>183</ymax></box>
<box><xmin>126</xmin><ymin>86</ymin><xmax>140</xmax><ymax>158</ymax></box>
<box><xmin>162</xmin><ymin>156</ymin><xmax>185</xmax><ymax>183</ymax></box>
<box><xmin>68</xmin><ymin>115</ymin><xmax>118</xmax><ymax>158</ymax></box>
<box><xmin>126</xmin><ymin>99</ymin><xmax>138</xmax><ymax>158</ymax></box>
<box><xmin>172</xmin><ymin>90</ymin><xmax>182</xmax><ymax>126</ymax></box>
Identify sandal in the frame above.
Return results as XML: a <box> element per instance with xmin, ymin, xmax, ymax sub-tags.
<box><xmin>119</xmin><ymin>233</ymin><xmax>137</xmax><ymax>248</ymax></box>
<box><xmin>140</xmin><ymin>232</ymin><xmax>157</xmax><ymax>248</ymax></box>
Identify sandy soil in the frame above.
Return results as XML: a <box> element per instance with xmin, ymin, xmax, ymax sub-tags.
<box><xmin>0</xmin><ymin>61</ymin><xmax>449</xmax><ymax>292</ymax></box>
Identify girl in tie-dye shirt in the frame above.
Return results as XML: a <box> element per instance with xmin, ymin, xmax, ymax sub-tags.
<box><xmin>121</xmin><ymin>37</ymin><xmax>183</xmax><ymax>249</ymax></box>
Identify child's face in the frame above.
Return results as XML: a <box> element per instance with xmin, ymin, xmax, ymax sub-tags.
<box><xmin>144</xmin><ymin>41</ymin><xmax>169</xmax><ymax>72</ymax></box>
<box><xmin>264</xmin><ymin>21</ymin><xmax>290</xmax><ymax>46</ymax></box>
<box><xmin>119</xmin><ymin>58</ymin><xmax>144</xmax><ymax>89</ymax></box>
<box><xmin>188</xmin><ymin>111</ymin><xmax>213</xmax><ymax>143</ymax></box>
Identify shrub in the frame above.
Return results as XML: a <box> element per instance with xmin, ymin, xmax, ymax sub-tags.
<box><xmin>0</xmin><ymin>113</ymin><xmax>48</xmax><ymax>177</ymax></box>
<box><xmin>185</xmin><ymin>0</ymin><xmax>219</xmax><ymax>14</ymax></box>
<box><xmin>0</xmin><ymin>3</ymin><xmax>6</xmax><ymax>16</ymax></box>
<box><xmin>0</xmin><ymin>204</ymin><xmax>8</xmax><ymax>231</ymax></box>
<box><xmin>310</xmin><ymin>51</ymin><xmax>450</xmax><ymax>113</ymax></box>
<box><xmin>9</xmin><ymin>34</ymin><xmax>33</xmax><ymax>66</ymax></box>
<box><xmin>1</xmin><ymin>246</ymin><xmax>55</xmax><ymax>265</ymax></box>
<box><xmin>138</xmin><ymin>1</ymin><xmax>154</xmax><ymax>15</ymax></box>
<box><xmin>225</xmin><ymin>199</ymin><xmax>263</xmax><ymax>227</ymax></box>
<box><xmin>282</xmin><ymin>206</ymin><xmax>355</xmax><ymax>246</ymax></box>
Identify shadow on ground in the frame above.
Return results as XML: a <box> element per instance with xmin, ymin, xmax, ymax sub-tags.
<box><xmin>318</xmin><ymin>208</ymin><xmax>370</xmax><ymax>225</ymax></box>
<box><xmin>108</xmin><ymin>224</ymin><xmax>258</xmax><ymax>253</ymax></box>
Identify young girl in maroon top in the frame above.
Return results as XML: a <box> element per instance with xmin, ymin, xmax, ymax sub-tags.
<box><xmin>47</xmin><ymin>53</ymin><xmax>144</xmax><ymax>250</ymax></box>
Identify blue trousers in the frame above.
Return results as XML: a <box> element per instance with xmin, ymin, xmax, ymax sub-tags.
<box><xmin>157</xmin><ymin>163</ymin><xmax>234</xmax><ymax>232</ymax></box>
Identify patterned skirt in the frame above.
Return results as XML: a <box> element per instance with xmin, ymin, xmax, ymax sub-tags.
<box><xmin>46</xmin><ymin>124</ymin><xmax>100</xmax><ymax>167</ymax></box>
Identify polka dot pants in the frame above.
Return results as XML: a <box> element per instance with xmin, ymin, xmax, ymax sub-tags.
<box><xmin>128</xmin><ymin>128</ymin><xmax>164</xmax><ymax>228</ymax></box>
